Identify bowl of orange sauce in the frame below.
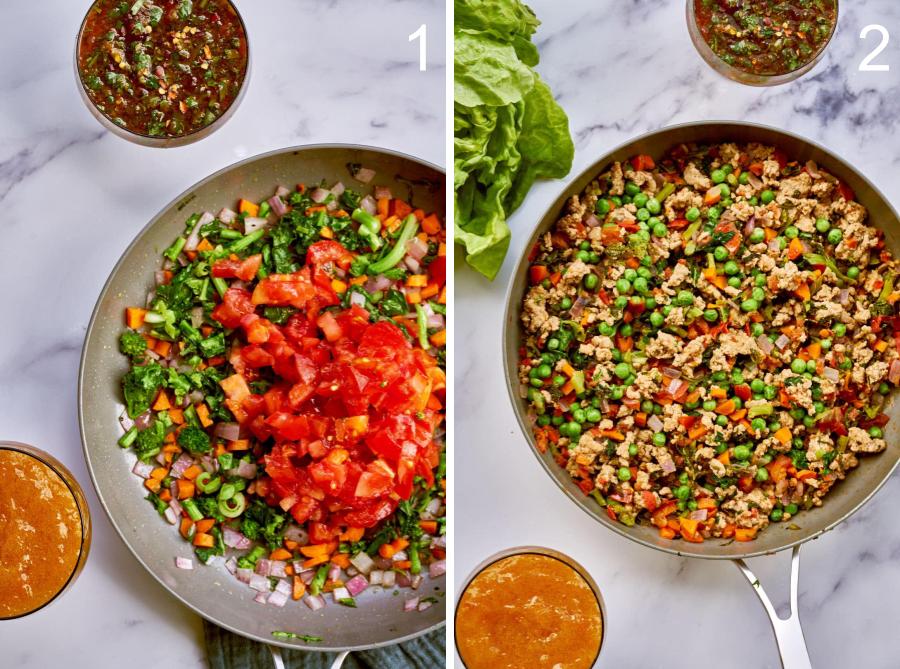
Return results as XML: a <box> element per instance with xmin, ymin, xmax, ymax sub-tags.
<box><xmin>455</xmin><ymin>547</ymin><xmax>605</xmax><ymax>669</ymax></box>
<box><xmin>0</xmin><ymin>442</ymin><xmax>91</xmax><ymax>619</ymax></box>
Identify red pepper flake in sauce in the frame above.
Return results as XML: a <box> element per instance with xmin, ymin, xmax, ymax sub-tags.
<box><xmin>0</xmin><ymin>450</ymin><xmax>83</xmax><ymax>618</ymax></box>
<box><xmin>693</xmin><ymin>0</ymin><xmax>837</xmax><ymax>76</ymax></box>
<box><xmin>77</xmin><ymin>0</ymin><xmax>248</xmax><ymax>138</ymax></box>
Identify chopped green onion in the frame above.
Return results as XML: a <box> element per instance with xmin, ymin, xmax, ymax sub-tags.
<box><xmin>118</xmin><ymin>426</ymin><xmax>138</xmax><ymax>448</ymax></box>
<box><xmin>164</xmin><ymin>237</ymin><xmax>187</xmax><ymax>262</ymax></box>
<box><xmin>414</xmin><ymin>304</ymin><xmax>430</xmax><ymax>350</ymax></box>
<box><xmin>228</xmin><ymin>228</ymin><xmax>266</xmax><ymax>253</ymax></box>
<box><xmin>368</xmin><ymin>215</ymin><xmax>419</xmax><ymax>274</ymax></box>
<box><xmin>182</xmin><ymin>498</ymin><xmax>203</xmax><ymax>521</ymax></box>
<box><xmin>218</xmin><ymin>491</ymin><xmax>246</xmax><ymax>518</ymax></box>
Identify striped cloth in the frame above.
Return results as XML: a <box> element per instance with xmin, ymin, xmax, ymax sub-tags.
<box><xmin>204</xmin><ymin>621</ymin><xmax>446</xmax><ymax>669</ymax></box>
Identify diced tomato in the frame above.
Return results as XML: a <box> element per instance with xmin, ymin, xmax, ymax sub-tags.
<box><xmin>733</xmin><ymin>384</ymin><xmax>751</xmax><ymax>401</ymax></box>
<box><xmin>211</xmin><ymin>288</ymin><xmax>255</xmax><ymax>328</ymax></box>
<box><xmin>317</xmin><ymin>312</ymin><xmax>343</xmax><ymax>342</ymax></box>
<box><xmin>212</xmin><ymin>254</ymin><xmax>262</xmax><ymax>282</ymax></box>
<box><xmin>529</xmin><ymin>265</ymin><xmax>549</xmax><ymax>285</ymax></box>
<box><xmin>427</xmin><ymin>254</ymin><xmax>446</xmax><ymax>287</ymax></box>
<box><xmin>630</xmin><ymin>154</ymin><xmax>655</xmax><ymax>171</ymax></box>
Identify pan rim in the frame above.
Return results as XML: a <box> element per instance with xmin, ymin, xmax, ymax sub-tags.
<box><xmin>501</xmin><ymin>119</ymin><xmax>900</xmax><ymax>561</ymax></box>
<box><xmin>78</xmin><ymin>143</ymin><xmax>446</xmax><ymax>651</ymax></box>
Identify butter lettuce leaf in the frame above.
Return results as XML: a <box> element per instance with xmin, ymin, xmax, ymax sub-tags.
<box><xmin>454</xmin><ymin>30</ymin><xmax>534</xmax><ymax>108</ymax></box>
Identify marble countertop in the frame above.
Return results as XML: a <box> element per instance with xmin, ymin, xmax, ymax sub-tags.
<box><xmin>455</xmin><ymin>1</ymin><xmax>900</xmax><ymax>668</ymax></box>
<box><xmin>0</xmin><ymin>0</ymin><xmax>443</xmax><ymax>666</ymax></box>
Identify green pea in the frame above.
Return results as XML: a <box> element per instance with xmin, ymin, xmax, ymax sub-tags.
<box><xmin>589</xmin><ymin>252</ymin><xmax>601</xmax><ymax>263</ymax></box>
<box><xmin>815</xmin><ymin>217</ymin><xmax>831</xmax><ymax>233</ymax></box>
<box><xmin>739</xmin><ymin>172</ymin><xmax>750</xmax><ymax>185</ymax></box>
<box><xmin>756</xmin><ymin>467</ymin><xmax>769</xmax><ymax>482</ymax></box>
<box><xmin>846</xmin><ymin>266</ymin><xmax>860</xmax><ymax>280</ymax></box>
<box><xmin>614</xmin><ymin>362</ymin><xmax>631</xmax><ymax>380</ymax></box>
<box><xmin>750</xmin><ymin>378</ymin><xmax>765</xmax><ymax>393</ymax></box>
<box><xmin>598</xmin><ymin>322</ymin><xmax>614</xmax><ymax>336</ymax></box>
<box><xmin>820</xmin><ymin>338</ymin><xmax>832</xmax><ymax>350</ymax></box>
<box><xmin>732</xmin><ymin>369</ymin><xmax>744</xmax><ymax>385</ymax></box>
<box><xmin>869</xmin><ymin>426</ymin><xmax>884</xmax><ymax>439</ymax></box>
<box><xmin>712</xmin><ymin>371</ymin><xmax>727</xmax><ymax>382</ymax></box>
<box><xmin>686</xmin><ymin>207</ymin><xmax>701</xmax><ymax>222</ymax></box>
<box><xmin>560</xmin><ymin>297</ymin><xmax>573</xmax><ymax>310</ymax></box>
<box><xmin>770</xmin><ymin>508</ymin><xmax>784</xmax><ymax>522</ymax></box>
<box><xmin>711</xmin><ymin>169</ymin><xmax>726</xmax><ymax>184</ymax></box>
<box><xmin>596</xmin><ymin>198</ymin><xmax>611</xmax><ymax>215</ymax></box>
<box><xmin>636</xmin><ymin>229</ymin><xmax>651</xmax><ymax>242</ymax></box>
<box><xmin>537</xmin><ymin>364</ymin><xmax>552</xmax><ymax>379</ymax></box>
<box><xmin>718</xmin><ymin>183</ymin><xmax>731</xmax><ymax>199</ymax></box>
<box><xmin>615</xmin><ymin>278</ymin><xmax>631</xmax><ymax>295</ymax></box>
<box><xmin>812</xmin><ymin>401</ymin><xmax>824</xmax><ymax>415</ymax></box>
<box><xmin>833</xmin><ymin>323</ymin><xmax>847</xmax><ymax>337</ymax></box>
<box><xmin>723</xmin><ymin>164</ymin><xmax>734</xmax><ymax>175</ymax></box>
<box><xmin>637</xmin><ymin>267</ymin><xmax>652</xmax><ymax>280</ymax></box>
<box><xmin>536</xmin><ymin>415</ymin><xmax>551</xmax><ymax>427</ymax></box>
<box><xmin>530</xmin><ymin>377</ymin><xmax>543</xmax><ymax>388</ymax></box>
<box><xmin>702</xmin><ymin>399</ymin><xmax>717</xmax><ymax>411</ymax></box>
<box><xmin>567</xmin><ymin>422</ymin><xmax>583</xmax><ymax>439</ymax></box>
<box><xmin>784</xmin><ymin>503</ymin><xmax>799</xmax><ymax>515</ymax></box>
<box><xmin>652</xmin><ymin>432</ymin><xmax>666</xmax><ymax>446</ymax></box>
<box><xmin>728</xmin><ymin>276</ymin><xmax>742</xmax><ymax>289</ymax></box>
<box><xmin>878</xmin><ymin>382</ymin><xmax>891</xmax><ymax>395</ymax></box>
<box><xmin>611</xmin><ymin>349</ymin><xmax>622</xmax><ymax>362</ymax></box>
<box><xmin>751</xmin><ymin>418</ymin><xmax>766</xmax><ymax>432</ymax></box>
<box><xmin>674</xmin><ymin>485</ymin><xmax>691</xmax><ymax>500</ymax></box>
<box><xmin>650</xmin><ymin>311</ymin><xmax>665</xmax><ymax>328</ymax></box>
<box><xmin>764</xmin><ymin>385</ymin><xmax>777</xmax><ymax>400</ymax></box>
<box><xmin>645</xmin><ymin>296</ymin><xmax>657</xmax><ymax>309</ymax></box>
<box><xmin>791</xmin><ymin>358</ymin><xmax>807</xmax><ymax>374</ymax></box>
<box><xmin>576</xmin><ymin>250</ymin><xmax>591</xmax><ymax>262</ymax></box>
<box><xmin>749</xmin><ymin>228</ymin><xmax>765</xmax><ymax>243</ymax></box>
<box><xmin>652</xmin><ymin>222</ymin><xmax>668</xmax><ymax>238</ymax></box>
<box><xmin>676</xmin><ymin>289</ymin><xmax>694</xmax><ymax>306</ymax></box>
<box><xmin>662</xmin><ymin>304</ymin><xmax>673</xmax><ymax>316</ymax></box>
<box><xmin>636</xmin><ymin>208</ymin><xmax>651</xmax><ymax>221</ymax></box>
<box><xmin>805</xmin><ymin>359</ymin><xmax>817</xmax><ymax>373</ymax></box>
<box><xmin>628</xmin><ymin>443</ymin><xmax>639</xmax><ymax>456</ymax></box>
<box><xmin>619</xmin><ymin>323</ymin><xmax>634</xmax><ymax>337</ymax></box>
<box><xmin>784</xmin><ymin>226</ymin><xmax>799</xmax><ymax>239</ymax></box>
<box><xmin>584</xmin><ymin>274</ymin><xmax>599</xmax><ymax>290</ymax></box>
<box><xmin>716</xmin><ymin>414</ymin><xmax>728</xmax><ymax>427</ymax></box>
<box><xmin>752</xmin><ymin>287</ymin><xmax>765</xmax><ymax>302</ymax></box>
<box><xmin>553</xmin><ymin>375</ymin><xmax>566</xmax><ymax>387</ymax></box>
<box><xmin>611</xmin><ymin>196</ymin><xmax>622</xmax><ymax>207</ymax></box>
<box><xmin>633</xmin><ymin>193</ymin><xmax>649</xmax><ymax>208</ymax></box>
<box><xmin>755</xmin><ymin>273</ymin><xmax>766</xmax><ymax>287</ymax></box>
<box><xmin>740</xmin><ymin>298</ymin><xmax>758</xmax><ymax>312</ymax></box>
<box><xmin>547</xmin><ymin>337</ymin><xmax>560</xmax><ymax>350</ymax></box>
<box><xmin>646</xmin><ymin>197</ymin><xmax>661</xmax><ymax>214</ymax></box>
<box><xmin>633</xmin><ymin>277</ymin><xmax>649</xmax><ymax>294</ymax></box>
<box><xmin>703</xmin><ymin>309</ymin><xmax>719</xmax><ymax>322</ymax></box>
<box><xmin>760</xmin><ymin>189</ymin><xmax>775</xmax><ymax>205</ymax></box>
<box><xmin>733</xmin><ymin>445</ymin><xmax>751</xmax><ymax>460</ymax></box>
<box><xmin>714</xmin><ymin>246</ymin><xmax>729</xmax><ymax>262</ymax></box>
<box><xmin>724</xmin><ymin>260</ymin><xmax>739</xmax><ymax>276</ymax></box>
<box><xmin>618</xmin><ymin>466</ymin><xmax>632</xmax><ymax>482</ymax></box>
<box><xmin>580</xmin><ymin>241</ymin><xmax>591</xmax><ymax>251</ymax></box>
<box><xmin>802</xmin><ymin>415</ymin><xmax>815</xmax><ymax>428</ymax></box>
<box><xmin>551</xmin><ymin>415</ymin><xmax>564</xmax><ymax>426</ymax></box>
<box><xmin>749</xmin><ymin>196</ymin><xmax>759</xmax><ymax>206</ymax></box>
<box><xmin>625</xmin><ymin>182</ymin><xmax>640</xmax><ymax>196</ymax></box>
<box><xmin>609</xmin><ymin>386</ymin><xmax>624</xmax><ymax>400</ymax></box>
<box><xmin>751</xmin><ymin>323</ymin><xmax>764</xmax><ymax>337</ymax></box>
<box><xmin>573</xmin><ymin>408</ymin><xmax>587</xmax><ymax>424</ymax></box>
<box><xmin>586</xmin><ymin>408</ymin><xmax>602</xmax><ymax>422</ymax></box>
<box><xmin>687</xmin><ymin>499</ymin><xmax>698</xmax><ymax>511</ymax></box>
<box><xmin>827</xmin><ymin>228</ymin><xmax>843</xmax><ymax>245</ymax></box>
<box><xmin>641</xmin><ymin>399</ymin><xmax>654</xmax><ymax>414</ymax></box>
<box><xmin>707</xmin><ymin>206</ymin><xmax>721</xmax><ymax>221</ymax></box>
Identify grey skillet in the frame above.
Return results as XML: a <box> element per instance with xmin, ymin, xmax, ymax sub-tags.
<box><xmin>503</xmin><ymin>121</ymin><xmax>900</xmax><ymax>669</ymax></box>
<box><xmin>79</xmin><ymin>145</ymin><xmax>446</xmax><ymax>667</ymax></box>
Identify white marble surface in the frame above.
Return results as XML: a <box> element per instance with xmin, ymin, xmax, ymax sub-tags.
<box><xmin>455</xmin><ymin>1</ymin><xmax>900</xmax><ymax>668</ymax></box>
<box><xmin>0</xmin><ymin>1</ymin><xmax>444</xmax><ymax>667</ymax></box>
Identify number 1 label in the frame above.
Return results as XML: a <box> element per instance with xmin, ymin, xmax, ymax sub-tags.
<box><xmin>409</xmin><ymin>24</ymin><xmax>427</xmax><ymax>72</ymax></box>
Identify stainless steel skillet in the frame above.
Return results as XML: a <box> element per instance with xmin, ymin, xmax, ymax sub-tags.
<box><xmin>502</xmin><ymin>121</ymin><xmax>900</xmax><ymax>668</ymax></box>
<box><xmin>78</xmin><ymin>144</ymin><xmax>446</xmax><ymax>667</ymax></box>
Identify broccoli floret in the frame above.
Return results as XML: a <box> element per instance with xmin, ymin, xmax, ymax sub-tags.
<box><xmin>122</xmin><ymin>362</ymin><xmax>165</xmax><ymax>418</ymax></box>
<box><xmin>241</xmin><ymin>499</ymin><xmax>287</xmax><ymax>549</ymax></box>
<box><xmin>194</xmin><ymin>495</ymin><xmax>224</xmax><ymax>522</ymax></box>
<box><xmin>134</xmin><ymin>419</ymin><xmax>166</xmax><ymax>462</ymax></box>
<box><xmin>119</xmin><ymin>331</ymin><xmax>147</xmax><ymax>361</ymax></box>
<box><xmin>177</xmin><ymin>425</ymin><xmax>211</xmax><ymax>454</ymax></box>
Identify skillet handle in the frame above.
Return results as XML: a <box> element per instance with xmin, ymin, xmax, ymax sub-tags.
<box><xmin>267</xmin><ymin>646</ymin><xmax>350</xmax><ymax>669</ymax></box>
<box><xmin>733</xmin><ymin>545</ymin><xmax>812</xmax><ymax>669</ymax></box>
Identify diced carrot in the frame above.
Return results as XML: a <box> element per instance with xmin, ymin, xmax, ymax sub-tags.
<box><xmin>394</xmin><ymin>560</ymin><xmax>413</xmax><ymax>570</ymax></box>
<box><xmin>227</xmin><ymin>438</ymin><xmax>249</xmax><ymax>451</ymax></box>
<box><xmin>437</xmin><ymin>242</ymin><xmax>446</xmax><ymax>257</ymax></box>
<box><xmin>383</xmin><ymin>215</ymin><xmax>401</xmax><ymax>233</ymax></box>
<box><xmin>181</xmin><ymin>464</ymin><xmax>203</xmax><ymax>481</ymax></box>
<box><xmin>421</xmin><ymin>283</ymin><xmax>440</xmax><ymax>299</ymax></box>
<box><xmin>152</xmin><ymin>390</ymin><xmax>171</xmax><ymax>411</ymax></box>
<box><xmin>405</xmin><ymin>288</ymin><xmax>422</xmax><ymax>305</ymax></box>
<box><xmin>794</xmin><ymin>283</ymin><xmax>811</xmax><ymax>301</ymax></box>
<box><xmin>331</xmin><ymin>553</ymin><xmax>351</xmax><ymax>569</ymax></box>
<box><xmin>193</xmin><ymin>532</ymin><xmax>215</xmax><ymax>548</ymax></box>
<box><xmin>659</xmin><ymin>526</ymin><xmax>677</xmax><ymax>540</ymax></box>
<box><xmin>392</xmin><ymin>538</ymin><xmax>410</xmax><ymax>552</ymax></box>
<box><xmin>875</xmin><ymin>339</ymin><xmax>889</xmax><ymax>353</ymax></box>
<box><xmin>419</xmin><ymin>520</ymin><xmax>438</xmax><ymax>534</ymax></box>
<box><xmin>168</xmin><ymin>408</ymin><xmax>185</xmax><ymax>425</ymax></box>
<box><xmin>300</xmin><ymin>543</ymin><xmax>333</xmax><ymax>558</ymax></box>
<box><xmin>773</xmin><ymin>427</ymin><xmax>792</xmax><ymax>445</ymax></box>
<box><xmin>704</xmin><ymin>186</ymin><xmax>722</xmax><ymax>206</ymax></box>
<box><xmin>406</xmin><ymin>274</ymin><xmax>429</xmax><ymax>288</ymax></box>
<box><xmin>270</xmin><ymin>548</ymin><xmax>292</xmax><ymax>561</ymax></box>
<box><xmin>340</xmin><ymin>527</ymin><xmax>365</xmax><ymax>542</ymax></box>
<box><xmin>195</xmin><ymin>403</ymin><xmax>213</xmax><ymax>428</ymax></box>
<box><xmin>144</xmin><ymin>477</ymin><xmax>161</xmax><ymax>493</ymax></box>
<box><xmin>715</xmin><ymin>400</ymin><xmax>736</xmax><ymax>416</ymax></box>
<box><xmin>391</xmin><ymin>199</ymin><xmax>413</xmax><ymax>219</ymax></box>
<box><xmin>376</xmin><ymin>197</ymin><xmax>390</xmax><ymax>218</ymax></box>
<box><xmin>176</xmin><ymin>479</ymin><xmax>195</xmax><ymax>500</ymax></box>
<box><xmin>438</xmin><ymin>286</ymin><xmax>447</xmax><ymax>304</ymax></box>
<box><xmin>238</xmin><ymin>199</ymin><xmax>259</xmax><ymax>217</ymax></box>
<box><xmin>787</xmin><ymin>237</ymin><xmax>805</xmax><ymax>260</ymax></box>
<box><xmin>196</xmin><ymin>238</ymin><xmax>214</xmax><ymax>253</ymax></box>
<box><xmin>292</xmin><ymin>576</ymin><xmax>307</xmax><ymax>600</ymax></box>
<box><xmin>427</xmin><ymin>393</ymin><xmax>443</xmax><ymax>410</ymax></box>
<box><xmin>697</xmin><ymin>497</ymin><xmax>718</xmax><ymax>511</ymax></box>
<box><xmin>126</xmin><ymin>307</ymin><xmax>147</xmax><ymax>329</ymax></box>
<box><xmin>158</xmin><ymin>489</ymin><xmax>172</xmax><ymax>502</ymax></box>
<box><xmin>331</xmin><ymin>279</ymin><xmax>348</xmax><ymax>294</ymax></box>
<box><xmin>154</xmin><ymin>340</ymin><xmax>172</xmax><ymax>358</ymax></box>
<box><xmin>731</xmin><ymin>408</ymin><xmax>747</xmax><ymax>422</ymax></box>
<box><xmin>302</xmin><ymin>555</ymin><xmax>330</xmax><ymax>569</ymax></box>
<box><xmin>220</xmin><ymin>374</ymin><xmax>251</xmax><ymax>402</ymax></box>
<box><xmin>378</xmin><ymin>543</ymin><xmax>397</xmax><ymax>559</ymax></box>
<box><xmin>319</xmin><ymin>226</ymin><xmax>334</xmax><ymax>239</ymax></box>
<box><xmin>734</xmin><ymin>527</ymin><xmax>758</xmax><ymax>542</ymax></box>
<box><xmin>796</xmin><ymin>469</ymin><xmax>818</xmax><ymax>481</ymax></box>
<box><xmin>179</xmin><ymin>518</ymin><xmax>194</xmax><ymax>539</ymax></box>
<box><xmin>688</xmin><ymin>425</ymin><xmax>709</xmax><ymax>441</ymax></box>
<box><xmin>412</xmin><ymin>208</ymin><xmax>426</xmax><ymax>221</ymax></box>
<box><xmin>600</xmin><ymin>429</ymin><xmax>626</xmax><ymax>442</ymax></box>
<box><xmin>422</xmin><ymin>214</ymin><xmax>442</xmax><ymax>235</ymax></box>
<box><xmin>709</xmin><ymin>387</ymin><xmax>727</xmax><ymax>399</ymax></box>
<box><xmin>529</xmin><ymin>265</ymin><xmax>550</xmax><ymax>285</ymax></box>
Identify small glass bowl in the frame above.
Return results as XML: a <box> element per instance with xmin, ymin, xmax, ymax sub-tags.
<box><xmin>0</xmin><ymin>442</ymin><xmax>92</xmax><ymax>620</ymax></box>
<box><xmin>455</xmin><ymin>546</ymin><xmax>606</xmax><ymax>668</ymax></box>
<box><xmin>74</xmin><ymin>0</ymin><xmax>251</xmax><ymax>148</ymax></box>
<box><xmin>686</xmin><ymin>0</ymin><xmax>839</xmax><ymax>86</ymax></box>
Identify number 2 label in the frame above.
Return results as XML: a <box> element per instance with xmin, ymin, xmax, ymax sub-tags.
<box><xmin>409</xmin><ymin>24</ymin><xmax>427</xmax><ymax>72</ymax></box>
<box><xmin>859</xmin><ymin>24</ymin><xmax>890</xmax><ymax>72</ymax></box>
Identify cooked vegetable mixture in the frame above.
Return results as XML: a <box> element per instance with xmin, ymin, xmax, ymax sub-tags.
<box><xmin>521</xmin><ymin>142</ymin><xmax>898</xmax><ymax>543</ymax></box>
<box><xmin>118</xmin><ymin>175</ymin><xmax>447</xmax><ymax>610</ymax></box>
<box><xmin>693</xmin><ymin>0</ymin><xmax>837</xmax><ymax>76</ymax></box>
<box><xmin>78</xmin><ymin>0</ymin><xmax>248</xmax><ymax>137</ymax></box>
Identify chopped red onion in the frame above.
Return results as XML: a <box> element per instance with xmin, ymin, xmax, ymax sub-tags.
<box><xmin>585</xmin><ymin>214</ymin><xmax>601</xmax><ymax>228</ymax></box>
<box><xmin>822</xmin><ymin>367</ymin><xmax>840</xmax><ymax>383</ymax></box>
<box><xmin>345</xmin><ymin>575</ymin><xmax>369</xmax><ymax>597</ymax></box>
<box><xmin>661</xmin><ymin>366</ymin><xmax>681</xmax><ymax>379</ymax></box>
<box><xmin>382</xmin><ymin>571</ymin><xmax>396</xmax><ymax>587</ymax></box>
<box><xmin>410</xmin><ymin>574</ymin><xmax>423</xmax><ymax>590</ymax></box>
<box><xmin>805</xmin><ymin>160</ymin><xmax>820</xmax><ymax>178</ymax></box>
<box><xmin>350</xmin><ymin>551</ymin><xmax>376</xmax><ymax>575</ymax></box>
<box><xmin>743</xmin><ymin>216</ymin><xmax>756</xmax><ymax>236</ymax></box>
<box><xmin>569</xmin><ymin>296</ymin><xmax>587</xmax><ymax>318</ymax></box>
<box><xmin>418</xmin><ymin>600</ymin><xmax>434</xmax><ymax>612</ymax></box>
<box><xmin>365</xmin><ymin>274</ymin><xmax>393</xmax><ymax>293</ymax></box>
<box><xmin>255</xmin><ymin>559</ymin><xmax>272</xmax><ymax>577</ymax></box>
<box><xmin>155</xmin><ymin>270</ymin><xmax>169</xmax><ymax>285</ymax></box>
<box><xmin>748</xmin><ymin>172</ymin><xmax>763</xmax><ymax>190</ymax></box>
<box><xmin>225</xmin><ymin>557</ymin><xmax>238</xmax><ymax>575</ymax></box>
<box><xmin>175</xmin><ymin>556</ymin><xmax>194</xmax><ymax>570</ymax></box>
<box><xmin>404</xmin><ymin>256</ymin><xmax>421</xmax><ymax>273</ymax></box>
<box><xmin>235</xmin><ymin>460</ymin><xmax>258</xmax><ymax>479</ymax></box>
<box><xmin>284</xmin><ymin>525</ymin><xmax>309</xmax><ymax>545</ymax></box>
<box><xmin>331</xmin><ymin>182</ymin><xmax>345</xmax><ymax>197</ymax></box>
<box><xmin>328</xmin><ymin>564</ymin><xmax>342</xmax><ymax>582</ymax></box>
<box><xmin>346</xmin><ymin>566</ymin><xmax>359</xmax><ymax>578</ymax></box>
<box><xmin>214</xmin><ymin>422</ymin><xmax>242</xmax><ymax>441</ymax></box>
<box><xmin>768</xmin><ymin>239</ymin><xmax>781</xmax><ymax>253</ymax></box>
<box><xmin>223</xmin><ymin>527</ymin><xmax>252</xmax><ymax>550</ymax></box>
<box><xmin>332</xmin><ymin>587</ymin><xmax>351</xmax><ymax>603</ymax></box>
<box><xmin>403</xmin><ymin>597</ymin><xmax>420</xmax><ymax>612</ymax></box>
<box><xmin>354</xmin><ymin>167</ymin><xmax>376</xmax><ymax>184</ymax></box>
<box><xmin>219</xmin><ymin>208</ymin><xmax>238</xmax><ymax>224</ymax></box>
<box><xmin>305</xmin><ymin>595</ymin><xmax>325</xmax><ymax>611</ymax></box>
<box><xmin>647</xmin><ymin>414</ymin><xmax>664</xmax><ymax>432</ymax></box>
<box><xmin>890</xmin><ymin>360</ymin><xmax>900</xmax><ymax>385</ymax></box>
<box><xmin>374</xmin><ymin>186</ymin><xmax>392</xmax><ymax>200</ymax></box>
<box><xmin>275</xmin><ymin>579</ymin><xmax>293</xmax><ymax>597</ymax></box>
<box><xmin>244</xmin><ymin>217</ymin><xmax>268</xmax><ymax>235</ymax></box>
<box><xmin>298</xmin><ymin>568</ymin><xmax>315</xmax><ymax>584</ymax></box>
<box><xmin>660</xmin><ymin>458</ymin><xmax>677</xmax><ymax>474</ymax></box>
<box><xmin>369</xmin><ymin>570</ymin><xmax>384</xmax><ymax>586</ymax></box>
<box><xmin>426</xmin><ymin>314</ymin><xmax>445</xmax><ymax>329</ymax></box>
<box><xmin>667</xmin><ymin>378</ymin><xmax>684</xmax><ymax>396</ymax></box>
<box><xmin>132</xmin><ymin>460</ymin><xmax>156</xmax><ymax>479</ymax></box>
<box><xmin>430</xmin><ymin>535</ymin><xmax>446</xmax><ymax>549</ymax></box>
<box><xmin>349</xmin><ymin>292</ymin><xmax>367</xmax><ymax>307</ymax></box>
<box><xmin>757</xmin><ymin>334</ymin><xmax>774</xmax><ymax>355</ymax></box>
<box><xmin>134</xmin><ymin>410</ymin><xmax>153</xmax><ymax>430</ymax></box>
<box><xmin>168</xmin><ymin>498</ymin><xmax>183</xmax><ymax>517</ymax></box>
<box><xmin>392</xmin><ymin>550</ymin><xmax>408</xmax><ymax>563</ymax></box>
<box><xmin>185</xmin><ymin>212</ymin><xmax>214</xmax><ymax>251</ymax></box>
<box><xmin>428</xmin><ymin>560</ymin><xmax>446</xmax><ymax>578</ymax></box>
<box><xmin>360</xmin><ymin>194</ymin><xmax>377</xmax><ymax>215</ymax></box>
<box><xmin>249</xmin><ymin>574</ymin><xmax>270</xmax><ymax>592</ymax></box>
<box><xmin>421</xmin><ymin>497</ymin><xmax>442</xmax><ymax>519</ymax></box>
<box><xmin>838</xmin><ymin>289</ymin><xmax>850</xmax><ymax>305</ymax></box>
<box><xmin>275</xmin><ymin>185</ymin><xmax>291</xmax><ymax>199</ymax></box>
<box><xmin>310</xmin><ymin>187</ymin><xmax>330</xmax><ymax>204</ymax></box>
<box><xmin>235</xmin><ymin>568</ymin><xmax>254</xmax><ymax>584</ymax></box>
<box><xmin>170</xmin><ymin>454</ymin><xmax>194</xmax><ymax>478</ymax></box>
<box><xmin>267</xmin><ymin>591</ymin><xmax>289</xmax><ymax>608</ymax></box>
<box><xmin>689</xmin><ymin>509</ymin><xmax>708</xmax><ymax>521</ymax></box>
<box><xmin>164</xmin><ymin>507</ymin><xmax>179</xmax><ymax>525</ymax></box>
<box><xmin>406</xmin><ymin>237</ymin><xmax>429</xmax><ymax>260</ymax></box>
<box><xmin>774</xmin><ymin>334</ymin><xmax>791</xmax><ymax>350</ymax></box>
<box><xmin>269</xmin><ymin>561</ymin><xmax>288</xmax><ymax>579</ymax></box>
<box><xmin>254</xmin><ymin>592</ymin><xmax>268</xmax><ymax>604</ymax></box>
<box><xmin>267</xmin><ymin>195</ymin><xmax>288</xmax><ymax>218</ymax></box>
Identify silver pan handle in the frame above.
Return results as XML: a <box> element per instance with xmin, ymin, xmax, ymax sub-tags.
<box><xmin>733</xmin><ymin>545</ymin><xmax>812</xmax><ymax>669</ymax></box>
<box><xmin>267</xmin><ymin>646</ymin><xmax>350</xmax><ymax>669</ymax></box>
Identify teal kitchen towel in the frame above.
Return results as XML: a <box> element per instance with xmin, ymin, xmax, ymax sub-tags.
<box><xmin>204</xmin><ymin>620</ymin><xmax>446</xmax><ymax>669</ymax></box>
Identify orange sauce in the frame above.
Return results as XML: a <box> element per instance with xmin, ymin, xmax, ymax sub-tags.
<box><xmin>456</xmin><ymin>553</ymin><xmax>603</xmax><ymax>669</ymax></box>
<box><xmin>0</xmin><ymin>449</ymin><xmax>84</xmax><ymax>618</ymax></box>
